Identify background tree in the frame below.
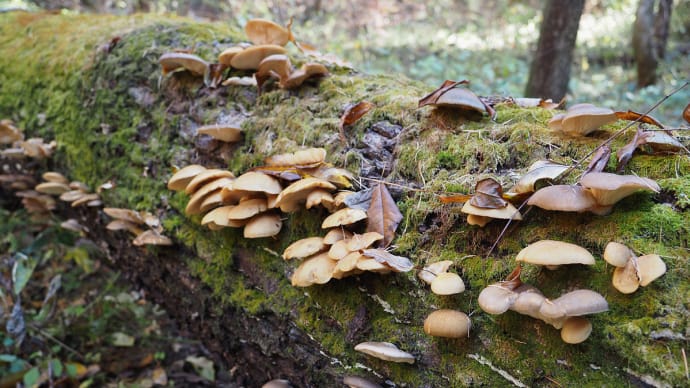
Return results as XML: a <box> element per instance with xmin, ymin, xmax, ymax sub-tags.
<box><xmin>524</xmin><ymin>0</ymin><xmax>585</xmax><ymax>101</ymax></box>
<box><xmin>633</xmin><ymin>0</ymin><xmax>673</xmax><ymax>87</ymax></box>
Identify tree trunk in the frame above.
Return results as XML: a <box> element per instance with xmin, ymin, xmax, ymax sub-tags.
<box><xmin>633</xmin><ymin>0</ymin><xmax>673</xmax><ymax>88</ymax></box>
<box><xmin>525</xmin><ymin>0</ymin><xmax>585</xmax><ymax>101</ymax></box>
<box><xmin>1</xmin><ymin>11</ymin><xmax>688</xmax><ymax>387</ymax></box>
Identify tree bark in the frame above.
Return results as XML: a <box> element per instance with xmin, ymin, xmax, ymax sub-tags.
<box><xmin>1</xmin><ymin>11</ymin><xmax>688</xmax><ymax>387</ymax></box>
<box><xmin>525</xmin><ymin>0</ymin><xmax>585</xmax><ymax>101</ymax></box>
<box><xmin>633</xmin><ymin>0</ymin><xmax>673</xmax><ymax>87</ymax></box>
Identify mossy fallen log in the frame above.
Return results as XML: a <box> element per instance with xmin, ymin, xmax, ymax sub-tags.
<box><xmin>1</xmin><ymin>12</ymin><xmax>688</xmax><ymax>387</ymax></box>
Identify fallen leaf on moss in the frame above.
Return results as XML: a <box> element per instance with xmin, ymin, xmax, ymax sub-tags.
<box><xmin>366</xmin><ymin>184</ymin><xmax>402</xmax><ymax>247</ymax></box>
<box><xmin>584</xmin><ymin>145</ymin><xmax>611</xmax><ymax>175</ymax></box>
<box><xmin>683</xmin><ymin>103</ymin><xmax>690</xmax><ymax>123</ymax></box>
<box><xmin>418</xmin><ymin>80</ymin><xmax>469</xmax><ymax>108</ymax></box>
<box><xmin>470</xmin><ymin>178</ymin><xmax>507</xmax><ymax>209</ymax></box>
<box><xmin>362</xmin><ymin>249</ymin><xmax>413</xmax><ymax>272</ymax></box>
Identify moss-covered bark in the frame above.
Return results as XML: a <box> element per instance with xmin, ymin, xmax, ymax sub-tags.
<box><xmin>1</xmin><ymin>12</ymin><xmax>688</xmax><ymax>387</ymax></box>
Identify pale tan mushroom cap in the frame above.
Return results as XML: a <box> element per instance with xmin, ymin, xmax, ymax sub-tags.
<box><xmin>243</xmin><ymin>212</ymin><xmax>282</xmax><ymax>238</ymax></box>
<box><xmin>430</xmin><ymin>272</ymin><xmax>465</xmax><ymax>295</ymax></box>
<box><xmin>281</xmin><ymin>63</ymin><xmax>329</xmax><ymax>89</ymax></box>
<box><xmin>60</xmin><ymin>190</ymin><xmax>89</xmax><ymax>203</ymax></box>
<box><xmin>218</xmin><ymin>46</ymin><xmax>245</xmax><ymax>66</ymax></box>
<box><xmin>342</xmin><ymin>376</ymin><xmax>382</xmax><ymax>388</ymax></box>
<box><xmin>226</xmin><ymin>198</ymin><xmax>268</xmax><ymax>220</ymax></box>
<box><xmin>580</xmin><ymin>172</ymin><xmax>660</xmax><ymax>206</ymax></box>
<box><xmin>159</xmin><ymin>52</ymin><xmax>209</xmax><ymax>76</ymax></box>
<box><xmin>477</xmin><ymin>285</ymin><xmax>518</xmax><ymax>315</ymax></box>
<box><xmin>323</xmin><ymin>228</ymin><xmax>354</xmax><ymax>245</ymax></box>
<box><xmin>612</xmin><ymin>258</ymin><xmax>641</xmax><ymax>294</ymax></box>
<box><xmin>42</xmin><ymin>172</ymin><xmax>68</xmax><ymax>184</ymax></box>
<box><xmin>185</xmin><ymin>169</ymin><xmax>235</xmax><ymax>195</ymax></box>
<box><xmin>328</xmin><ymin>240</ymin><xmax>351</xmax><ymax>260</ymax></box>
<box><xmin>133</xmin><ymin>230</ymin><xmax>173</xmax><ymax>246</ymax></box>
<box><xmin>559</xmin><ymin>104</ymin><xmax>617</xmax><ymax>136</ymax></box>
<box><xmin>245</xmin><ymin>19</ymin><xmax>292</xmax><ymax>46</ymax></box>
<box><xmin>275</xmin><ymin>177</ymin><xmax>336</xmax><ymax>212</ymax></box>
<box><xmin>547</xmin><ymin>112</ymin><xmax>566</xmax><ymax>131</ymax></box>
<box><xmin>106</xmin><ymin>219</ymin><xmax>144</xmax><ymax>235</ymax></box>
<box><xmin>185</xmin><ymin>177</ymin><xmax>233</xmax><ymax>215</ymax></box>
<box><xmin>168</xmin><ymin>165</ymin><xmax>207</xmax><ymax>191</ymax></box>
<box><xmin>466</xmin><ymin>214</ymin><xmax>491</xmax><ymax>227</ymax></box>
<box><xmin>637</xmin><ymin>254</ymin><xmax>666</xmax><ymax>286</ymax></box>
<box><xmin>423</xmin><ymin>309</ymin><xmax>471</xmax><ymax>338</ymax></box>
<box><xmin>265</xmin><ymin>147</ymin><xmax>327</xmax><ymax>167</ymax></box>
<box><xmin>322</xmin><ymin>208</ymin><xmax>368</xmax><ymax>229</ymax></box>
<box><xmin>511</xmin><ymin>285</ymin><xmax>546</xmax><ymax>319</ymax></box>
<box><xmin>230</xmin><ymin>45</ymin><xmax>288</xmax><ymax>70</ymax></box>
<box><xmin>0</xmin><ymin>119</ymin><xmax>23</xmax><ymax>144</ymax></box>
<box><xmin>516</xmin><ymin>240</ymin><xmax>595</xmax><ymax>266</ymax></box>
<box><xmin>603</xmin><ymin>242</ymin><xmax>634</xmax><ymax>267</ymax></box>
<box><xmin>291</xmin><ymin>252</ymin><xmax>337</xmax><ymax>287</ymax></box>
<box><xmin>346</xmin><ymin>232</ymin><xmax>384</xmax><ymax>251</ymax></box>
<box><xmin>201</xmin><ymin>206</ymin><xmax>247</xmax><ymax>228</ymax></box>
<box><xmin>353</xmin><ymin>342</ymin><xmax>415</xmax><ymax>364</ymax></box>
<box><xmin>560</xmin><ymin>317</ymin><xmax>592</xmax><ymax>344</ymax></box>
<box><xmin>256</xmin><ymin>54</ymin><xmax>292</xmax><ymax>81</ymax></box>
<box><xmin>305</xmin><ymin>189</ymin><xmax>335</xmax><ymax>211</ymax></box>
<box><xmin>197</xmin><ymin>124</ymin><xmax>243</xmax><ymax>143</ymax></box>
<box><xmin>418</xmin><ymin>260</ymin><xmax>454</xmax><ymax>285</ymax></box>
<box><xmin>104</xmin><ymin>207</ymin><xmax>145</xmax><ymax>224</ymax></box>
<box><xmin>527</xmin><ymin>185</ymin><xmax>601</xmax><ymax>213</ymax></box>
<box><xmin>35</xmin><ymin>182</ymin><xmax>70</xmax><ymax>195</ymax></box>
<box><xmin>233</xmin><ymin>171</ymin><xmax>283</xmax><ymax>195</ymax></box>
<box><xmin>551</xmin><ymin>289</ymin><xmax>609</xmax><ymax>317</ymax></box>
<box><xmin>461</xmin><ymin>201</ymin><xmax>522</xmax><ymax>221</ymax></box>
<box><xmin>283</xmin><ymin>237</ymin><xmax>327</xmax><ymax>260</ymax></box>
<box><xmin>511</xmin><ymin>160</ymin><xmax>569</xmax><ymax>194</ymax></box>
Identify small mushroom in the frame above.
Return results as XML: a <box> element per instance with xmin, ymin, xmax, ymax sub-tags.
<box><xmin>218</xmin><ymin>46</ymin><xmax>245</xmax><ymax>66</ymax></box>
<box><xmin>560</xmin><ymin>317</ymin><xmax>592</xmax><ymax>344</ymax></box>
<box><xmin>346</xmin><ymin>232</ymin><xmax>383</xmax><ymax>251</ymax></box>
<box><xmin>185</xmin><ymin>177</ymin><xmax>234</xmax><ymax>215</ymax></box>
<box><xmin>265</xmin><ymin>148</ymin><xmax>327</xmax><ymax>167</ymax></box>
<box><xmin>42</xmin><ymin>172</ymin><xmax>68</xmax><ymax>184</ymax></box>
<box><xmin>256</xmin><ymin>54</ymin><xmax>292</xmax><ymax>89</ymax></box>
<box><xmin>321</xmin><ymin>208</ymin><xmax>367</xmax><ymax>229</ymax></box>
<box><xmin>323</xmin><ymin>228</ymin><xmax>353</xmax><ymax>244</ymax></box>
<box><xmin>637</xmin><ymin>254</ymin><xmax>666</xmax><ymax>287</ymax></box>
<box><xmin>291</xmin><ymin>252</ymin><xmax>337</xmax><ymax>287</ymax></box>
<box><xmin>461</xmin><ymin>201</ymin><xmax>522</xmax><ymax>227</ymax></box>
<box><xmin>353</xmin><ymin>342</ymin><xmax>415</xmax><ymax>364</ymax></box>
<box><xmin>185</xmin><ymin>169</ymin><xmax>234</xmax><ymax>195</ymax></box>
<box><xmin>200</xmin><ymin>206</ymin><xmax>247</xmax><ymax>229</ymax></box>
<box><xmin>548</xmin><ymin>103</ymin><xmax>617</xmax><ymax>136</ymax></box>
<box><xmin>35</xmin><ymin>181</ymin><xmax>71</xmax><ymax>195</ymax></box>
<box><xmin>612</xmin><ymin>258</ymin><xmax>641</xmax><ymax>294</ymax></box>
<box><xmin>281</xmin><ymin>63</ymin><xmax>329</xmax><ymax>89</ymax></box>
<box><xmin>226</xmin><ymin>198</ymin><xmax>268</xmax><ymax>220</ymax></box>
<box><xmin>133</xmin><ymin>229</ymin><xmax>173</xmax><ymax>246</ymax></box>
<box><xmin>423</xmin><ymin>309</ymin><xmax>471</xmax><ymax>338</ymax></box>
<box><xmin>430</xmin><ymin>272</ymin><xmax>465</xmax><ymax>295</ymax></box>
<box><xmin>245</xmin><ymin>19</ymin><xmax>294</xmax><ymax>46</ymax></box>
<box><xmin>548</xmin><ymin>289</ymin><xmax>609</xmax><ymax>317</ymax></box>
<box><xmin>230</xmin><ymin>45</ymin><xmax>288</xmax><ymax>71</ymax></box>
<box><xmin>343</xmin><ymin>376</ymin><xmax>382</xmax><ymax>388</ymax></box>
<box><xmin>527</xmin><ymin>184</ymin><xmax>609</xmax><ymax>215</ymax></box>
<box><xmin>579</xmin><ymin>172</ymin><xmax>660</xmax><ymax>207</ymax></box>
<box><xmin>197</xmin><ymin>124</ymin><xmax>243</xmax><ymax>142</ymax></box>
<box><xmin>243</xmin><ymin>212</ymin><xmax>282</xmax><ymax>238</ymax></box>
<box><xmin>509</xmin><ymin>160</ymin><xmax>569</xmax><ymax>194</ymax></box>
<box><xmin>603</xmin><ymin>241</ymin><xmax>634</xmax><ymax>267</ymax></box>
<box><xmin>0</xmin><ymin>119</ymin><xmax>23</xmax><ymax>144</ymax></box>
<box><xmin>275</xmin><ymin>177</ymin><xmax>336</xmax><ymax>212</ymax></box>
<box><xmin>233</xmin><ymin>171</ymin><xmax>283</xmax><ymax>195</ymax></box>
<box><xmin>515</xmin><ymin>240</ymin><xmax>595</xmax><ymax>269</ymax></box>
<box><xmin>283</xmin><ymin>237</ymin><xmax>327</xmax><ymax>260</ymax></box>
<box><xmin>418</xmin><ymin>260</ymin><xmax>454</xmax><ymax>285</ymax></box>
<box><xmin>159</xmin><ymin>52</ymin><xmax>209</xmax><ymax>76</ymax></box>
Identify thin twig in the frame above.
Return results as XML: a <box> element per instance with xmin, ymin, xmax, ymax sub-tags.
<box><xmin>29</xmin><ymin>323</ymin><xmax>85</xmax><ymax>360</ymax></box>
<box><xmin>485</xmin><ymin>200</ymin><xmax>532</xmax><ymax>258</ymax></box>
<box><xmin>682</xmin><ymin>348</ymin><xmax>688</xmax><ymax>381</ymax></box>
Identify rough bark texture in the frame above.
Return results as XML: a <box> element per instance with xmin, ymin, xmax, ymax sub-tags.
<box><xmin>1</xmin><ymin>12</ymin><xmax>689</xmax><ymax>387</ymax></box>
<box><xmin>633</xmin><ymin>0</ymin><xmax>674</xmax><ymax>87</ymax></box>
<box><xmin>525</xmin><ymin>0</ymin><xmax>585</xmax><ymax>101</ymax></box>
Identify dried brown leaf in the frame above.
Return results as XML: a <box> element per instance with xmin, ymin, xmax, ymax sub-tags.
<box><xmin>616</xmin><ymin>128</ymin><xmax>653</xmax><ymax>173</ymax></box>
<box><xmin>684</xmin><ymin>103</ymin><xmax>690</xmax><ymax>124</ymax></box>
<box><xmin>614</xmin><ymin>110</ymin><xmax>664</xmax><ymax>129</ymax></box>
<box><xmin>366</xmin><ymin>184</ymin><xmax>402</xmax><ymax>248</ymax></box>
<box><xmin>469</xmin><ymin>178</ymin><xmax>507</xmax><ymax>209</ymax></box>
<box><xmin>418</xmin><ymin>80</ymin><xmax>469</xmax><ymax>108</ymax></box>
<box><xmin>584</xmin><ymin>145</ymin><xmax>611</xmax><ymax>175</ymax></box>
<box><xmin>339</xmin><ymin>101</ymin><xmax>375</xmax><ymax>143</ymax></box>
<box><xmin>362</xmin><ymin>248</ymin><xmax>413</xmax><ymax>272</ymax></box>
<box><xmin>438</xmin><ymin>194</ymin><xmax>473</xmax><ymax>204</ymax></box>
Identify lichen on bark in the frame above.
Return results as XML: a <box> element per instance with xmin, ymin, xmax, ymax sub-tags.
<box><xmin>1</xmin><ymin>12</ymin><xmax>688</xmax><ymax>387</ymax></box>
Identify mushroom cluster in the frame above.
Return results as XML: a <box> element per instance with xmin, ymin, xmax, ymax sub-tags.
<box><xmin>15</xmin><ymin>190</ymin><xmax>56</xmax><ymax>220</ymax></box>
<box><xmin>104</xmin><ymin>207</ymin><xmax>172</xmax><ymax>246</ymax></box>
<box><xmin>478</xmin><ymin>266</ymin><xmax>608</xmax><ymax>344</ymax></box>
<box><xmin>168</xmin><ymin>148</ymin><xmax>353</xmax><ymax>238</ymax></box>
<box><xmin>159</xmin><ymin>18</ymin><xmax>329</xmax><ymax>90</ymax></box>
<box><xmin>0</xmin><ymin>123</ymin><xmax>56</xmax><ymax>160</ymax></box>
<box><xmin>287</xmin><ymin>230</ymin><xmax>413</xmax><ymax>287</ymax></box>
<box><xmin>604</xmin><ymin>242</ymin><xmax>666</xmax><ymax>294</ymax></box>
<box><xmin>0</xmin><ymin>119</ymin><xmax>23</xmax><ymax>144</ymax></box>
<box><xmin>34</xmin><ymin>171</ymin><xmax>103</xmax><ymax>208</ymax></box>
<box><xmin>548</xmin><ymin>103</ymin><xmax>617</xmax><ymax>136</ymax></box>
<box><xmin>528</xmin><ymin>172</ymin><xmax>660</xmax><ymax>215</ymax></box>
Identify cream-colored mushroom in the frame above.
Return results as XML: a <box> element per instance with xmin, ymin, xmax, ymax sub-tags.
<box><xmin>637</xmin><ymin>254</ymin><xmax>666</xmax><ymax>287</ymax></box>
<box><xmin>275</xmin><ymin>177</ymin><xmax>336</xmax><ymax>213</ymax></box>
<box><xmin>233</xmin><ymin>171</ymin><xmax>283</xmax><ymax>195</ymax></box>
<box><xmin>184</xmin><ymin>169</ymin><xmax>234</xmax><ymax>195</ymax></box>
<box><xmin>430</xmin><ymin>272</ymin><xmax>465</xmax><ymax>295</ymax></box>
<box><xmin>560</xmin><ymin>317</ymin><xmax>592</xmax><ymax>344</ymax></box>
<box><xmin>218</xmin><ymin>46</ymin><xmax>245</xmax><ymax>66</ymax></box>
<box><xmin>159</xmin><ymin>52</ymin><xmax>209</xmax><ymax>76</ymax></box>
<box><xmin>579</xmin><ymin>172</ymin><xmax>660</xmax><ymax>207</ymax></box>
<box><xmin>461</xmin><ymin>201</ymin><xmax>522</xmax><ymax>227</ymax></box>
<box><xmin>291</xmin><ymin>252</ymin><xmax>337</xmax><ymax>287</ymax></box>
<box><xmin>509</xmin><ymin>160</ymin><xmax>569</xmax><ymax>194</ymax></box>
<box><xmin>323</xmin><ymin>228</ymin><xmax>354</xmax><ymax>245</ymax></box>
<box><xmin>243</xmin><ymin>212</ymin><xmax>282</xmax><ymax>238</ymax></box>
<box><xmin>527</xmin><ymin>184</ymin><xmax>609</xmax><ymax>215</ymax></box>
<box><xmin>548</xmin><ymin>103</ymin><xmax>617</xmax><ymax>136</ymax></box>
<box><xmin>353</xmin><ymin>342</ymin><xmax>415</xmax><ymax>364</ymax></box>
<box><xmin>418</xmin><ymin>260</ymin><xmax>454</xmax><ymax>285</ymax></box>
<box><xmin>423</xmin><ymin>309</ymin><xmax>471</xmax><ymax>338</ymax></box>
<box><xmin>230</xmin><ymin>45</ymin><xmax>288</xmax><ymax>71</ymax></box>
<box><xmin>603</xmin><ymin>241</ymin><xmax>634</xmax><ymax>267</ymax></box>
<box><xmin>265</xmin><ymin>148</ymin><xmax>327</xmax><ymax>167</ymax></box>
<box><xmin>245</xmin><ymin>19</ymin><xmax>294</xmax><ymax>46</ymax></box>
<box><xmin>283</xmin><ymin>237</ymin><xmax>327</xmax><ymax>260</ymax></box>
<box><xmin>321</xmin><ymin>208</ymin><xmax>367</xmax><ymax>229</ymax></box>
<box><xmin>516</xmin><ymin>240</ymin><xmax>595</xmax><ymax>269</ymax></box>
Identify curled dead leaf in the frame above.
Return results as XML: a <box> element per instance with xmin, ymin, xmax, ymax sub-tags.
<box><xmin>684</xmin><ymin>103</ymin><xmax>690</xmax><ymax>123</ymax></box>
<box><xmin>614</xmin><ymin>110</ymin><xmax>664</xmax><ymax>129</ymax></box>
<box><xmin>362</xmin><ymin>248</ymin><xmax>413</xmax><ymax>272</ymax></box>
<box><xmin>418</xmin><ymin>80</ymin><xmax>469</xmax><ymax>108</ymax></box>
<box><xmin>469</xmin><ymin>178</ymin><xmax>507</xmax><ymax>209</ymax></box>
<box><xmin>584</xmin><ymin>145</ymin><xmax>611</xmax><ymax>175</ymax></box>
<box><xmin>366</xmin><ymin>184</ymin><xmax>402</xmax><ymax>248</ymax></box>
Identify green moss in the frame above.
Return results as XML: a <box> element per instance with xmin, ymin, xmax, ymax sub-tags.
<box><xmin>2</xmin><ymin>12</ymin><xmax>689</xmax><ymax>386</ymax></box>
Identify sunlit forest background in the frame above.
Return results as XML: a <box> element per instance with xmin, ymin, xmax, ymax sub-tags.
<box><xmin>4</xmin><ymin>0</ymin><xmax>690</xmax><ymax>125</ymax></box>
